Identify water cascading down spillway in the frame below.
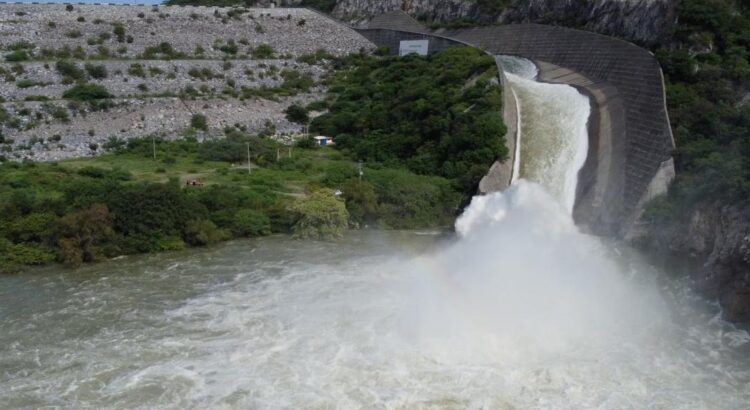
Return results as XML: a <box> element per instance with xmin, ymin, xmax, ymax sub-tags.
<box><xmin>496</xmin><ymin>56</ymin><xmax>590</xmax><ymax>212</ymax></box>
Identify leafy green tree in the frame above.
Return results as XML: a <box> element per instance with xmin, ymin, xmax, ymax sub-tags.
<box><xmin>184</xmin><ymin>219</ymin><xmax>230</xmax><ymax>246</ymax></box>
<box><xmin>55</xmin><ymin>203</ymin><xmax>115</xmax><ymax>266</ymax></box>
<box><xmin>230</xmin><ymin>209</ymin><xmax>271</xmax><ymax>236</ymax></box>
<box><xmin>292</xmin><ymin>189</ymin><xmax>349</xmax><ymax>239</ymax></box>
<box><xmin>341</xmin><ymin>179</ymin><xmax>378</xmax><ymax>225</ymax></box>
<box><xmin>312</xmin><ymin>46</ymin><xmax>507</xmax><ymax>194</ymax></box>
<box><xmin>284</xmin><ymin>104</ymin><xmax>309</xmax><ymax>124</ymax></box>
<box><xmin>191</xmin><ymin>114</ymin><xmax>208</xmax><ymax>131</ymax></box>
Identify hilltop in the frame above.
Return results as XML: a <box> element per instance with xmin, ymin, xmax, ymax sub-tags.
<box><xmin>0</xmin><ymin>4</ymin><xmax>371</xmax><ymax>161</ymax></box>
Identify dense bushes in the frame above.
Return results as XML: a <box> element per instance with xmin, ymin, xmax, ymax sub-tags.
<box><xmin>312</xmin><ymin>46</ymin><xmax>507</xmax><ymax>193</ymax></box>
<box><xmin>653</xmin><ymin>0</ymin><xmax>750</xmax><ymax>208</ymax></box>
<box><xmin>62</xmin><ymin>83</ymin><xmax>112</xmax><ymax>101</ymax></box>
<box><xmin>291</xmin><ymin>189</ymin><xmax>349</xmax><ymax>239</ymax></box>
<box><xmin>0</xmin><ymin>158</ymin><xmax>288</xmax><ymax>272</ymax></box>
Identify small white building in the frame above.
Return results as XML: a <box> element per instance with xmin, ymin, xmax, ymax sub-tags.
<box><xmin>314</xmin><ymin>136</ymin><xmax>334</xmax><ymax>146</ymax></box>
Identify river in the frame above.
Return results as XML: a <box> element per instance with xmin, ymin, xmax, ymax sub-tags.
<box><xmin>1</xmin><ymin>57</ymin><xmax>750</xmax><ymax>409</ymax></box>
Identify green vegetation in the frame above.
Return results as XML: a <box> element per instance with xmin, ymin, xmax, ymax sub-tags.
<box><xmin>55</xmin><ymin>60</ymin><xmax>85</xmax><ymax>81</ymax></box>
<box><xmin>190</xmin><ymin>114</ymin><xmax>208</xmax><ymax>131</ymax></box>
<box><xmin>62</xmin><ymin>83</ymin><xmax>112</xmax><ymax>101</ymax></box>
<box><xmin>4</xmin><ymin>50</ymin><xmax>29</xmax><ymax>62</ymax></box>
<box><xmin>251</xmin><ymin>44</ymin><xmax>276</xmax><ymax>59</ymax></box>
<box><xmin>15</xmin><ymin>79</ymin><xmax>46</xmax><ymax>89</ymax></box>
<box><xmin>292</xmin><ymin>189</ymin><xmax>349</xmax><ymax>239</ymax></box>
<box><xmin>312</xmin><ymin>46</ymin><xmax>506</xmax><ymax>193</ymax></box>
<box><xmin>85</xmin><ymin>63</ymin><xmax>108</xmax><ymax>79</ymax></box>
<box><xmin>298</xmin><ymin>0</ymin><xmax>336</xmax><ymax>12</ymax></box>
<box><xmin>141</xmin><ymin>42</ymin><xmax>186</xmax><ymax>59</ymax></box>
<box><xmin>648</xmin><ymin>0</ymin><xmax>750</xmax><ymax>217</ymax></box>
<box><xmin>285</xmin><ymin>104</ymin><xmax>309</xmax><ymax>124</ymax></box>
<box><xmin>239</xmin><ymin>69</ymin><xmax>315</xmax><ymax>101</ymax></box>
<box><xmin>0</xmin><ymin>133</ymin><xmax>460</xmax><ymax>273</ymax></box>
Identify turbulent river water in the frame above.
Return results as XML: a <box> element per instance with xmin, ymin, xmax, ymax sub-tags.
<box><xmin>2</xmin><ymin>57</ymin><xmax>750</xmax><ymax>409</ymax></box>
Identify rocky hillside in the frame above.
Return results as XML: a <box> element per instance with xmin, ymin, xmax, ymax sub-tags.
<box><xmin>0</xmin><ymin>4</ymin><xmax>372</xmax><ymax>161</ymax></box>
<box><xmin>332</xmin><ymin>0</ymin><xmax>676</xmax><ymax>45</ymax></box>
<box><xmin>634</xmin><ymin>201</ymin><xmax>750</xmax><ymax>322</ymax></box>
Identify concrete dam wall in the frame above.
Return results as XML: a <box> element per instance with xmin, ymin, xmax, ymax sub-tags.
<box><xmin>356</xmin><ymin>12</ymin><xmax>675</xmax><ymax>237</ymax></box>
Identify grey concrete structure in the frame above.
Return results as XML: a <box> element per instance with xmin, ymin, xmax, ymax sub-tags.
<box><xmin>357</xmin><ymin>11</ymin><xmax>675</xmax><ymax>237</ymax></box>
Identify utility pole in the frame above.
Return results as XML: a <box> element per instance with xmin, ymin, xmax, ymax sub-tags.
<box><xmin>247</xmin><ymin>142</ymin><xmax>253</xmax><ymax>175</ymax></box>
<box><xmin>358</xmin><ymin>161</ymin><xmax>363</xmax><ymax>183</ymax></box>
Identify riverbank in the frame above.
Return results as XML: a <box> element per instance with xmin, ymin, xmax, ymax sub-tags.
<box><xmin>3</xmin><ymin>197</ymin><xmax>749</xmax><ymax>408</ymax></box>
<box><xmin>0</xmin><ymin>137</ymin><xmax>462</xmax><ymax>273</ymax></box>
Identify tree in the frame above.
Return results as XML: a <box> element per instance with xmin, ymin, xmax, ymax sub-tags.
<box><xmin>191</xmin><ymin>113</ymin><xmax>208</xmax><ymax>131</ymax></box>
<box><xmin>184</xmin><ymin>219</ymin><xmax>229</xmax><ymax>246</ymax></box>
<box><xmin>284</xmin><ymin>104</ymin><xmax>309</xmax><ymax>124</ymax></box>
<box><xmin>230</xmin><ymin>209</ymin><xmax>271</xmax><ymax>236</ymax></box>
<box><xmin>291</xmin><ymin>189</ymin><xmax>349</xmax><ymax>239</ymax></box>
<box><xmin>55</xmin><ymin>203</ymin><xmax>115</xmax><ymax>266</ymax></box>
<box><xmin>342</xmin><ymin>179</ymin><xmax>378</xmax><ymax>225</ymax></box>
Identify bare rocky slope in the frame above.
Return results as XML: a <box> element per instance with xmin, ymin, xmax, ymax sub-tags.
<box><xmin>333</xmin><ymin>0</ymin><xmax>676</xmax><ymax>45</ymax></box>
<box><xmin>0</xmin><ymin>4</ymin><xmax>372</xmax><ymax>161</ymax></box>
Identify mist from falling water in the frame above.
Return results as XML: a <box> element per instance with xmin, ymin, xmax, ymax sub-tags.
<box><xmin>2</xmin><ymin>57</ymin><xmax>749</xmax><ymax>409</ymax></box>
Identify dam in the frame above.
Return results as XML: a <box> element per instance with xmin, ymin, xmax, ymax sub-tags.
<box><xmin>2</xmin><ymin>4</ymin><xmax>750</xmax><ymax>408</ymax></box>
<box><xmin>353</xmin><ymin>10</ymin><xmax>675</xmax><ymax>238</ymax></box>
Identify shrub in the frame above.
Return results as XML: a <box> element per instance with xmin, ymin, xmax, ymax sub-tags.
<box><xmin>43</xmin><ymin>103</ymin><xmax>70</xmax><ymax>122</ymax></box>
<box><xmin>219</xmin><ymin>40</ymin><xmax>238</xmax><ymax>55</ymax></box>
<box><xmin>284</xmin><ymin>104</ymin><xmax>309</xmax><ymax>124</ymax></box>
<box><xmin>183</xmin><ymin>220</ymin><xmax>229</xmax><ymax>246</ymax></box>
<box><xmin>251</xmin><ymin>44</ymin><xmax>275</xmax><ymax>59</ymax></box>
<box><xmin>112</xmin><ymin>23</ymin><xmax>126</xmax><ymax>42</ymax></box>
<box><xmin>55</xmin><ymin>204</ymin><xmax>115</xmax><ymax>266</ymax></box>
<box><xmin>85</xmin><ymin>63</ymin><xmax>108</xmax><ymax>79</ymax></box>
<box><xmin>128</xmin><ymin>63</ymin><xmax>146</xmax><ymax>77</ymax></box>
<box><xmin>190</xmin><ymin>113</ymin><xmax>208</xmax><ymax>131</ymax></box>
<box><xmin>65</xmin><ymin>30</ymin><xmax>82</xmax><ymax>38</ymax></box>
<box><xmin>4</xmin><ymin>50</ymin><xmax>28</xmax><ymax>62</ymax></box>
<box><xmin>230</xmin><ymin>209</ymin><xmax>271</xmax><ymax>237</ymax></box>
<box><xmin>55</xmin><ymin>60</ymin><xmax>85</xmax><ymax>81</ymax></box>
<box><xmin>15</xmin><ymin>79</ymin><xmax>40</xmax><ymax>88</ymax></box>
<box><xmin>291</xmin><ymin>189</ymin><xmax>349</xmax><ymax>239</ymax></box>
<box><xmin>62</xmin><ymin>83</ymin><xmax>112</xmax><ymax>101</ymax></box>
<box><xmin>65</xmin><ymin>4</ymin><xmax>74</xmax><ymax>11</ymax></box>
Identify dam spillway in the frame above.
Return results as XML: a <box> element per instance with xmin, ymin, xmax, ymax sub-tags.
<box><xmin>497</xmin><ymin>56</ymin><xmax>590</xmax><ymax>213</ymax></box>
<box><xmin>354</xmin><ymin>11</ymin><xmax>676</xmax><ymax>237</ymax></box>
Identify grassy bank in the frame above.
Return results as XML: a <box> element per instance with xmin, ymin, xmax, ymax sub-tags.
<box><xmin>0</xmin><ymin>135</ymin><xmax>462</xmax><ymax>273</ymax></box>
